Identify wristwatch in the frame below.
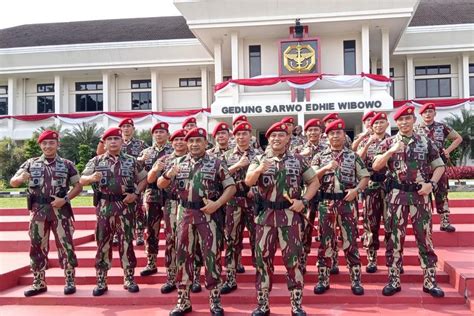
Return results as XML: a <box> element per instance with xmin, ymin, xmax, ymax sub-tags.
<box><xmin>428</xmin><ymin>180</ymin><xmax>438</xmax><ymax>191</ymax></box>
<box><xmin>301</xmin><ymin>198</ymin><xmax>310</xmax><ymax>208</ymax></box>
<box><xmin>64</xmin><ymin>195</ymin><xmax>70</xmax><ymax>204</ymax></box>
<box><xmin>356</xmin><ymin>187</ymin><xmax>363</xmax><ymax>194</ymax></box>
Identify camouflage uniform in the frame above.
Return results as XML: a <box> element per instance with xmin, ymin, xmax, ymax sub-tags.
<box><xmin>15</xmin><ymin>155</ymin><xmax>79</xmax><ymax>295</ymax></box>
<box><xmin>220</xmin><ymin>146</ymin><xmax>260</xmax><ymax>293</ymax></box>
<box><xmin>289</xmin><ymin>135</ymin><xmax>306</xmax><ymax>152</ymax></box>
<box><xmin>248</xmin><ymin>150</ymin><xmax>316</xmax><ymax>315</ymax></box>
<box><xmin>82</xmin><ymin>152</ymin><xmax>147</xmax><ymax>294</ymax></box>
<box><xmin>138</xmin><ymin>143</ymin><xmax>173</xmax><ymax>276</ymax></box>
<box><xmin>311</xmin><ymin>147</ymin><xmax>369</xmax><ymax>295</ymax></box>
<box><xmin>229</xmin><ymin>135</ymin><xmax>261</xmax><ymax>151</ymax></box>
<box><xmin>376</xmin><ymin>132</ymin><xmax>444</xmax><ymax>295</ymax></box>
<box><xmin>415</xmin><ymin>121</ymin><xmax>457</xmax><ymax>231</ymax></box>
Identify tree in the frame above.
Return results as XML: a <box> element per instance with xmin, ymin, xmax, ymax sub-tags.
<box><xmin>443</xmin><ymin>109</ymin><xmax>473</xmax><ymax>166</ymax></box>
<box><xmin>0</xmin><ymin>138</ymin><xmax>26</xmax><ymax>183</ymax></box>
<box><xmin>136</xmin><ymin>129</ymin><xmax>152</xmax><ymax>147</ymax></box>
<box><xmin>60</xmin><ymin>123</ymin><xmax>103</xmax><ymax>163</ymax></box>
<box><xmin>76</xmin><ymin>144</ymin><xmax>93</xmax><ymax>173</ymax></box>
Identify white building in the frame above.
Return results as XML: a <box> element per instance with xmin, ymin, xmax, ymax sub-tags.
<box><xmin>0</xmin><ymin>0</ymin><xmax>472</xmax><ymax>155</ymax></box>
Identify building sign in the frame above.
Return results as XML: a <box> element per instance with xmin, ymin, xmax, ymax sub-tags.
<box><xmin>279</xmin><ymin>38</ymin><xmax>320</xmax><ymax>75</ymax></box>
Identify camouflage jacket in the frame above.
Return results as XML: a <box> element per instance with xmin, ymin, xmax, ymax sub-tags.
<box><xmin>292</xmin><ymin>140</ymin><xmax>326</xmax><ymax>164</ymax></box>
<box><xmin>415</xmin><ymin>121</ymin><xmax>456</xmax><ymax>162</ymax></box>
<box><xmin>229</xmin><ymin>135</ymin><xmax>261</xmax><ymax>151</ymax></box>
<box><xmin>206</xmin><ymin>146</ymin><xmax>230</xmax><ymax>161</ymax></box>
<box><xmin>248</xmin><ymin>150</ymin><xmax>316</xmax><ymax>227</ymax></box>
<box><xmin>376</xmin><ymin>132</ymin><xmax>444</xmax><ymax>205</ymax></box>
<box><xmin>288</xmin><ymin>135</ymin><xmax>306</xmax><ymax>152</ymax></box>
<box><xmin>122</xmin><ymin>137</ymin><xmax>147</xmax><ymax>158</ymax></box>
<box><xmin>15</xmin><ymin>155</ymin><xmax>79</xmax><ymax>221</ymax></box>
<box><xmin>155</xmin><ymin>151</ymin><xmax>186</xmax><ymax>201</ymax></box>
<box><xmin>139</xmin><ymin>143</ymin><xmax>173</xmax><ymax>203</ymax></box>
<box><xmin>320</xmin><ymin>133</ymin><xmax>352</xmax><ymax>149</ymax></box>
<box><xmin>357</xmin><ymin>133</ymin><xmax>390</xmax><ymax>190</ymax></box>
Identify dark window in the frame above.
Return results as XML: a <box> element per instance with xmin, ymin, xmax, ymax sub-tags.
<box><xmin>75</xmin><ymin>82</ymin><xmax>103</xmax><ymax>91</ymax></box>
<box><xmin>75</xmin><ymin>94</ymin><xmax>103</xmax><ymax>112</ymax></box>
<box><xmin>469</xmin><ymin>64</ymin><xmax>474</xmax><ymax>73</ymax></box>
<box><xmin>470</xmin><ymin>77</ymin><xmax>474</xmax><ymax>96</ymax></box>
<box><xmin>377</xmin><ymin>68</ymin><xmax>395</xmax><ymax>77</ymax></box>
<box><xmin>37</xmin><ymin>84</ymin><xmax>54</xmax><ymax>93</ymax></box>
<box><xmin>223</xmin><ymin>76</ymin><xmax>232</xmax><ymax>82</ymax></box>
<box><xmin>0</xmin><ymin>86</ymin><xmax>8</xmax><ymax>95</ymax></box>
<box><xmin>0</xmin><ymin>97</ymin><xmax>7</xmax><ymax>115</ymax></box>
<box><xmin>415</xmin><ymin>78</ymin><xmax>451</xmax><ymax>98</ymax></box>
<box><xmin>249</xmin><ymin>45</ymin><xmax>261</xmax><ymax>77</ymax></box>
<box><xmin>131</xmin><ymin>80</ymin><xmax>151</xmax><ymax>89</ymax></box>
<box><xmin>179</xmin><ymin>78</ymin><xmax>201</xmax><ymax>87</ymax></box>
<box><xmin>415</xmin><ymin>65</ymin><xmax>451</xmax><ymax>76</ymax></box>
<box><xmin>131</xmin><ymin>92</ymin><xmax>152</xmax><ymax>110</ymax></box>
<box><xmin>343</xmin><ymin>40</ymin><xmax>356</xmax><ymax>75</ymax></box>
<box><xmin>37</xmin><ymin>96</ymin><xmax>55</xmax><ymax>113</ymax></box>
<box><xmin>296</xmin><ymin>89</ymin><xmax>305</xmax><ymax>102</ymax></box>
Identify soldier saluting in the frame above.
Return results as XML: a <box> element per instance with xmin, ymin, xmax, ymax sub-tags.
<box><xmin>10</xmin><ymin>130</ymin><xmax>82</xmax><ymax>297</ymax></box>
<box><xmin>373</xmin><ymin>104</ymin><xmax>445</xmax><ymax>297</ymax></box>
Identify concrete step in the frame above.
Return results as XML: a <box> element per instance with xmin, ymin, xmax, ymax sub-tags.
<box><xmin>0</xmin><ymin>230</ymin><xmax>94</xmax><ymax>252</ymax></box>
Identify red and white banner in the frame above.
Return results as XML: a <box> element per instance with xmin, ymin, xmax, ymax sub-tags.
<box><xmin>394</xmin><ymin>98</ymin><xmax>474</xmax><ymax>109</ymax></box>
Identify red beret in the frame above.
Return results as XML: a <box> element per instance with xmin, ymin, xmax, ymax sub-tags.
<box><xmin>38</xmin><ymin>130</ymin><xmax>59</xmax><ymax>144</ymax></box>
<box><xmin>362</xmin><ymin>111</ymin><xmax>377</xmax><ymax>122</ymax></box>
<box><xmin>102</xmin><ymin>127</ymin><xmax>122</xmax><ymax>141</ymax></box>
<box><xmin>169</xmin><ymin>129</ymin><xmax>187</xmax><ymax>141</ymax></box>
<box><xmin>369</xmin><ymin>112</ymin><xmax>388</xmax><ymax>126</ymax></box>
<box><xmin>151</xmin><ymin>121</ymin><xmax>169</xmax><ymax>133</ymax></box>
<box><xmin>393</xmin><ymin>104</ymin><xmax>415</xmax><ymax>121</ymax></box>
<box><xmin>265</xmin><ymin>122</ymin><xmax>289</xmax><ymax>139</ymax></box>
<box><xmin>280</xmin><ymin>117</ymin><xmax>295</xmax><ymax>125</ymax></box>
<box><xmin>325</xmin><ymin>119</ymin><xmax>345</xmax><ymax>134</ymax></box>
<box><xmin>212</xmin><ymin>122</ymin><xmax>230</xmax><ymax>138</ymax></box>
<box><xmin>304</xmin><ymin>118</ymin><xmax>322</xmax><ymax>131</ymax></box>
<box><xmin>419</xmin><ymin>102</ymin><xmax>436</xmax><ymax>115</ymax></box>
<box><xmin>182</xmin><ymin>117</ymin><xmax>197</xmax><ymax>128</ymax></box>
<box><xmin>184</xmin><ymin>127</ymin><xmax>207</xmax><ymax>141</ymax></box>
<box><xmin>322</xmin><ymin>113</ymin><xmax>339</xmax><ymax>123</ymax></box>
<box><xmin>118</xmin><ymin>118</ymin><xmax>134</xmax><ymax>127</ymax></box>
<box><xmin>232</xmin><ymin>115</ymin><xmax>248</xmax><ymax>125</ymax></box>
<box><xmin>233</xmin><ymin>122</ymin><xmax>252</xmax><ymax>135</ymax></box>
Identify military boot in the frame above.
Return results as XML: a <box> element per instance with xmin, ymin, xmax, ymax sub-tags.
<box><xmin>313</xmin><ymin>266</ymin><xmax>330</xmax><ymax>294</ymax></box>
<box><xmin>123</xmin><ymin>268</ymin><xmax>139</xmax><ymax>293</ymax></box>
<box><xmin>290</xmin><ymin>288</ymin><xmax>306</xmax><ymax>316</ymax></box>
<box><xmin>92</xmin><ymin>270</ymin><xmax>108</xmax><ymax>296</ymax></box>
<box><xmin>169</xmin><ymin>288</ymin><xmax>192</xmax><ymax>316</ymax></box>
<box><xmin>191</xmin><ymin>266</ymin><xmax>202</xmax><ymax>293</ymax></box>
<box><xmin>330</xmin><ymin>250</ymin><xmax>339</xmax><ymax>275</ymax></box>
<box><xmin>221</xmin><ymin>269</ymin><xmax>237</xmax><ymax>294</ymax></box>
<box><xmin>161</xmin><ymin>267</ymin><xmax>177</xmax><ymax>294</ymax></box>
<box><xmin>64</xmin><ymin>265</ymin><xmax>76</xmax><ymax>295</ymax></box>
<box><xmin>440</xmin><ymin>213</ymin><xmax>456</xmax><ymax>232</ymax></box>
<box><xmin>236</xmin><ymin>255</ymin><xmax>245</xmax><ymax>273</ymax></box>
<box><xmin>136</xmin><ymin>229</ymin><xmax>145</xmax><ymax>246</ymax></box>
<box><xmin>140</xmin><ymin>254</ymin><xmax>158</xmax><ymax>276</ymax></box>
<box><xmin>24</xmin><ymin>270</ymin><xmax>47</xmax><ymax>297</ymax></box>
<box><xmin>423</xmin><ymin>267</ymin><xmax>445</xmax><ymax>298</ymax></box>
<box><xmin>350</xmin><ymin>265</ymin><xmax>364</xmax><ymax>295</ymax></box>
<box><xmin>382</xmin><ymin>267</ymin><xmax>401</xmax><ymax>296</ymax></box>
<box><xmin>366</xmin><ymin>249</ymin><xmax>377</xmax><ymax>273</ymax></box>
<box><xmin>112</xmin><ymin>233</ymin><xmax>119</xmax><ymax>246</ymax></box>
<box><xmin>209</xmin><ymin>288</ymin><xmax>224</xmax><ymax>316</ymax></box>
<box><xmin>251</xmin><ymin>289</ymin><xmax>270</xmax><ymax>316</ymax></box>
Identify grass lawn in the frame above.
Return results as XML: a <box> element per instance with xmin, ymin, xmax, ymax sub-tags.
<box><xmin>0</xmin><ymin>196</ymin><xmax>93</xmax><ymax>209</ymax></box>
<box><xmin>448</xmin><ymin>191</ymin><xmax>474</xmax><ymax>199</ymax></box>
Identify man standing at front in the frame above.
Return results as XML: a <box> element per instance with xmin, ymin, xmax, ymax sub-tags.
<box><xmin>159</xmin><ymin>127</ymin><xmax>236</xmax><ymax>316</ymax></box>
<box><xmin>373</xmin><ymin>104</ymin><xmax>445</xmax><ymax>297</ymax></box>
<box><xmin>246</xmin><ymin>122</ymin><xmax>320</xmax><ymax>316</ymax></box>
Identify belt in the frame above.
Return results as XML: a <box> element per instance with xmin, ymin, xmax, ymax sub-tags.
<box><xmin>320</xmin><ymin>192</ymin><xmax>346</xmax><ymax>201</ymax></box>
<box><xmin>148</xmin><ymin>183</ymin><xmax>159</xmax><ymax>190</ymax></box>
<box><xmin>98</xmin><ymin>193</ymin><xmax>126</xmax><ymax>202</ymax></box>
<box><xmin>388</xmin><ymin>180</ymin><xmax>421</xmax><ymax>192</ymax></box>
<box><xmin>235</xmin><ymin>192</ymin><xmax>249</xmax><ymax>198</ymax></box>
<box><xmin>261</xmin><ymin>200</ymin><xmax>292</xmax><ymax>210</ymax></box>
<box><xmin>370</xmin><ymin>173</ymin><xmax>386</xmax><ymax>182</ymax></box>
<box><xmin>32</xmin><ymin>196</ymin><xmax>54</xmax><ymax>204</ymax></box>
<box><xmin>180</xmin><ymin>200</ymin><xmax>205</xmax><ymax>209</ymax></box>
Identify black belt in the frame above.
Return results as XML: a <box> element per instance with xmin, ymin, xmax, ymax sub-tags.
<box><xmin>388</xmin><ymin>180</ymin><xmax>421</xmax><ymax>192</ymax></box>
<box><xmin>180</xmin><ymin>200</ymin><xmax>205</xmax><ymax>209</ymax></box>
<box><xmin>98</xmin><ymin>193</ymin><xmax>125</xmax><ymax>202</ymax></box>
<box><xmin>320</xmin><ymin>192</ymin><xmax>346</xmax><ymax>201</ymax></box>
<box><xmin>370</xmin><ymin>173</ymin><xmax>386</xmax><ymax>182</ymax></box>
<box><xmin>148</xmin><ymin>183</ymin><xmax>159</xmax><ymax>190</ymax></box>
<box><xmin>32</xmin><ymin>196</ymin><xmax>54</xmax><ymax>204</ymax></box>
<box><xmin>261</xmin><ymin>200</ymin><xmax>292</xmax><ymax>210</ymax></box>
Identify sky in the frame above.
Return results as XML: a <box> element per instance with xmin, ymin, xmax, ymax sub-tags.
<box><xmin>1</xmin><ymin>0</ymin><xmax>181</xmax><ymax>29</ymax></box>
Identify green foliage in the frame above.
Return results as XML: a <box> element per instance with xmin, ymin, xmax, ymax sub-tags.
<box><xmin>445</xmin><ymin>138</ymin><xmax>461</xmax><ymax>166</ymax></box>
<box><xmin>443</xmin><ymin>109</ymin><xmax>473</xmax><ymax>166</ymax></box>
<box><xmin>76</xmin><ymin>144</ymin><xmax>93</xmax><ymax>173</ymax></box>
<box><xmin>60</xmin><ymin>123</ymin><xmax>103</xmax><ymax>163</ymax></box>
<box><xmin>0</xmin><ymin>138</ymin><xmax>26</xmax><ymax>183</ymax></box>
<box><xmin>136</xmin><ymin>129</ymin><xmax>152</xmax><ymax>147</ymax></box>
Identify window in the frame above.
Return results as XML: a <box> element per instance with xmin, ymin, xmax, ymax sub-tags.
<box><xmin>0</xmin><ymin>86</ymin><xmax>7</xmax><ymax>95</ymax></box>
<box><xmin>132</xmin><ymin>92</ymin><xmax>151</xmax><ymax>110</ymax></box>
<box><xmin>249</xmin><ymin>45</ymin><xmax>261</xmax><ymax>77</ymax></box>
<box><xmin>470</xmin><ymin>64</ymin><xmax>474</xmax><ymax>96</ymax></box>
<box><xmin>377</xmin><ymin>67</ymin><xmax>395</xmax><ymax>97</ymax></box>
<box><xmin>415</xmin><ymin>65</ymin><xmax>451</xmax><ymax>75</ymax></box>
<box><xmin>75</xmin><ymin>82</ymin><xmax>103</xmax><ymax>91</ymax></box>
<box><xmin>223</xmin><ymin>76</ymin><xmax>232</xmax><ymax>82</ymax></box>
<box><xmin>179</xmin><ymin>78</ymin><xmax>201</xmax><ymax>87</ymax></box>
<box><xmin>415</xmin><ymin>78</ymin><xmax>451</xmax><ymax>98</ymax></box>
<box><xmin>131</xmin><ymin>80</ymin><xmax>151</xmax><ymax>89</ymax></box>
<box><xmin>75</xmin><ymin>82</ymin><xmax>103</xmax><ymax>112</ymax></box>
<box><xmin>37</xmin><ymin>83</ymin><xmax>54</xmax><ymax>93</ymax></box>
<box><xmin>0</xmin><ymin>97</ymin><xmax>7</xmax><ymax>115</ymax></box>
<box><xmin>343</xmin><ymin>40</ymin><xmax>356</xmax><ymax>75</ymax></box>
<box><xmin>37</xmin><ymin>96</ymin><xmax>55</xmax><ymax>113</ymax></box>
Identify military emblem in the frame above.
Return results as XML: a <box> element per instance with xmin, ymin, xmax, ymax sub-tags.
<box><xmin>283</xmin><ymin>43</ymin><xmax>316</xmax><ymax>73</ymax></box>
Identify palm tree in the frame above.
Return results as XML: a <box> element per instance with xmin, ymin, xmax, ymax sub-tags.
<box><xmin>60</xmin><ymin>123</ymin><xmax>104</xmax><ymax>163</ymax></box>
<box><xmin>443</xmin><ymin>109</ymin><xmax>473</xmax><ymax>166</ymax></box>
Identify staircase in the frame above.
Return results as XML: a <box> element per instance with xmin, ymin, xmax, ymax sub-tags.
<box><xmin>0</xmin><ymin>200</ymin><xmax>473</xmax><ymax>315</ymax></box>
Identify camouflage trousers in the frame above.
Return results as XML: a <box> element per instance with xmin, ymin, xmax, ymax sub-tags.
<box><xmin>176</xmin><ymin>218</ymin><xmax>222</xmax><ymax>290</ymax></box>
<box><xmin>95</xmin><ymin>206</ymin><xmax>137</xmax><ymax>271</ymax></box>
<box><xmin>225</xmin><ymin>203</ymin><xmax>256</xmax><ymax>270</ymax></box>
<box><xmin>134</xmin><ymin>194</ymin><xmax>145</xmax><ymax>233</ymax></box>
<box><xmin>318</xmin><ymin>200</ymin><xmax>361</xmax><ymax>268</ymax></box>
<box><xmin>255</xmin><ymin>222</ymin><xmax>304</xmax><ymax>291</ymax></box>
<box><xmin>362</xmin><ymin>188</ymin><xmax>387</xmax><ymax>252</ymax></box>
<box><xmin>144</xmin><ymin>201</ymin><xmax>164</xmax><ymax>255</ymax></box>
<box><xmin>434</xmin><ymin>172</ymin><xmax>450</xmax><ymax>215</ymax></box>
<box><xmin>29</xmin><ymin>215</ymin><xmax>77</xmax><ymax>272</ymax></box>
<box><xmin>302</xmin><ymin>207</ymin><xmax>317</xmax><ymax>258</ymax></box>
<box><xmin>385</xmin><ymin>203</ymin><xmax>438</xmax><ymax>269</ymax></box>
<box><xmin>163</xmin><ymin>199</ymin><xmax>179</xmax><ymax>269</ymax></box>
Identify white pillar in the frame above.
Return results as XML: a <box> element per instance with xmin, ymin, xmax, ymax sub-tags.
<box><xmin>231</xmin><ymin>32</ymin><xmax>239</xmax><ymax>80</ymax></box>
<box><xmin>381</xmin><ymin>29</ymin><xmax>390</xmax><ymax>77</ymax></box>
<box><xmin>102</xmin><ymin>72</ymin><xmax>111</xmax><ymax>112</ymax></box>
<box><xmin>151</xmin><ymin>70</ymin><xmax>161</xmax><ymax>112</ymax></box>
<box><xmin>406</xmin><ymin>56</ymin><xmax>414</xmax><ymax>99</ymax></box>
<box><xmin>54</xmin><ymin>75</ymin><xmax>63</xmax><ymax>114</ymax></box>
<box><xmin>462</xmin><ymin>53</ymin><xmax>470</xmax><ymax>98</ymax></box>
<box><xmin>214</xmin><ymin>41</ymin><xmax>223</xmax><ymax>83</ymax></box>
<box><xmin>362</xmin><ymin>25</ymin><xmax>371</xmax><ymax>97</ymax></box>
<box><xmin>371</xmin><ymin>58</ymin><xmax>378</xmax><ymax>75</ymax></box>
<box><xmin>297</xmin><ymin>112</ymin><xmax>305</xmax><ymax>129</ymax></box>
<box><xmin>201</xmin><ymin>67</ymin><xmax>208</xmax><ymax>108</ymax></box>
<box><xmin>7</xmin><ymin>78</ymin><xmax>16</xmax><ymax>115</ymax></box>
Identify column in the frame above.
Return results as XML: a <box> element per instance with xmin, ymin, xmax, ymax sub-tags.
<box><xmin>214</xmin><ymin>41</ymin><xmax>223</xmax><ymax>83</ymax></box>
<box><xmin>462</xmin><ymin>53</ymin><xmax>470</xmax><ymax>98</ymax></box>
<box><xmin>151</xmin><ymin>70</ymin><xmax>162</xmax><ymax>112</ymax></box>
<box><xmin>381</xmin><ymin>29</ymin><xmax>390</xmax><ymax>77</ymax></box>
<box><xmin>54</xmin><ymin>75</ymin><xmax>63</xmax><ymax>114</ymax></box>
<box><xmin>231</xmin><ymin>32</ymin><xmax>239</xmax><ymax>80</ymax></box>
<box><xmin>201</xmin><ymin>67</ymin><xmax>208</xmax><ymax>108</ymax></box>
<box><xmin>297</xmin><ymin>112</ymin><xmax>305</xmax><ymax>128</ymax></box>
<box><xmin>406</xmin><ymin>56</ymin><xmax>414</xmax><ymax>99</ymax></box>
<box><xmin>102</xmin><ymin>72</ymin><xmax>111</xmax><ymax>112</ymax></box>
<box><xmin>361</xmin><ymin>25</ymin><xmax>371</xmax><ymax>97</ymax></box>
<box><xmin>7</xmin><ymin>78</ymin><xmax>16</xmax><ymax>116</ymax></box>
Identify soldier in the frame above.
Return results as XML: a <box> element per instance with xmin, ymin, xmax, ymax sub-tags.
<box><xmin>159</xmin><ymin>127</ymin><xmax>236</xmax><ymax>316</ymax></box>
<box><xmin>245</xmin><ymin>121</ymin><xmax>320</xmax><ymax>316</ymax></box>
<box><xmin>312</xmin><ymin>119</ymin><xmax>368</xmax><ymax>296</ymax></box>
<box><xmin>138</xmin><ymin>122</ymin><xmax>173</xmax><ymax>277</ymax></box>
<box><xmin>229</xmin><ymin>114</ymin><xmax>262</xmax><ymax>151</ymax></box>
<box><xmin>281</xmin><ymin>117</ymin><xmax>305</xmax><ymax>151</ymax></box>
<box><xmin>182</xmin><ymin>116</ymin><xmax>197</xmax><ymax>131</ymax></box>
<box><xmin>80</xmin><ymin>127</ymin><xmax>148</xmax><ymax>296</ymax></box>
<box><xmin>351</xmin><ymin>111</ymin><xmax>377</xmax><ymax>151</ymax></box>
<box><xmin>373</xmin><ymin>104</ymin><xmax>445</xmax><ymax>297</ymax></box>
<box><xmin>156</xmin><ymin>129</ymin><xmax>189</xmax><ymax>294</ymax></box>
<box><xmin>10</xmin><ymin>130</ymin><xmax>82</xmax><ymax>297</ymax></box>
<box><xmin>207</xmin><ymin>122</ymin><xmax>231</xmax><ymax>159</ymax></box>
<box><xmin>415</xmin><ymin>102</ymin><xmax>463</xmax><ymax>232</ymax></box>
<box><xmin>220</xmin><ymin>122</ymin><xmax>260</xmax><ymax>294</ymax></box>
<box><xmin>356</xmin><ymin>112</ymin><xmax>390</xmax><ymax>273</ymax></box>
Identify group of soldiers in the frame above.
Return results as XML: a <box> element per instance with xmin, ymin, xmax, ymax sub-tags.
<box><xmin>10</xmin><ymin>101</ymin><xmax>463</xmax><ymax>316</ymax></box>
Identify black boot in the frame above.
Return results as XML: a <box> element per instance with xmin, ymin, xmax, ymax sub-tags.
<box><xmin>92</xmin><ymin>270</ymin><xmax>108</xmax><ymax>296</ymax></box>
<box><xmin>161</xmin><ymin>268</ymin><xmax>177</xmax><ymax>294</ymax></box>
<box><xmin>191</xmin><ymin>266</ymin><xmax>202</xmax><ymax>293</ymax></box>
<box><xmin>169</xmin><ymin>288</ymin><xmax>192</xmax><ymax>316</ymax></box>
<box><xmin>423</xmin><ymin>267</ymin><xmax>445</xmax><ymax>298</ymax></box>
<box><xmin>123</xmin><ymin>268</ymin><xmax>140</xmax><ymax>293</ymax></box>
<box><xmin>112</xmin><ymin>233</ymin><xmax>119</xmax><ymax>246</ymax></box>
<box><xmin>236</xmin><ymin>256</ymin><xmax>245</xmax><ymax>274</ymax></box>
<box><xmin>221</xmin><ymin>269</ymin><xmax>237</xmax><ymax>294</ymax></box>
<box><xmin>350</xmin><ymin>265</ymin><xmax>364</xmax><ymax>296</ymax></box>
<box><xmin>366</xmin><ymin>249</ymin><xmax>377</xmax><ymax>273</ymax></box>
<box><xmin>140</xmin><ymin>254</ymin><xmax>158</xmax><ymax>276</ymax></box>
<box><xmin>251</xmin><ymin>289</ymin><xmax>270</xmax><ymax>316</ymax></box>
<box><xmin>209</xmin><ymin>288</ymin><xmax>225</xmax><ymax>316</ymax></box>
<box><xmin>290</xmin><ymin>288</ymin><xmax>306</xmax><ymax>316</ymax></box>
<box><xmin>136</xmin><ymin>229</ymin><xmax>145</xmax><ymax>246</ymax></box>
<box><xmin>64</xmin><ymin>266</ymin><xmax>76</xmax><ymax>295</ymax></box>
<box><xmin>382</xmin><ymin>267</ymin><xmax>401</xmax><ymax>296</ymax></box>
<box><xmin>440</xmin><ymin>213</ymin><xmax>456</xmax><ymax>233</ymax></box>
<box><xmin>313</xmin><ymin>266</ymin><xmax>330</xmax><ymax>294</ymax></box>
<box><xmin>24</xmin><ymin>270</ymin><xmax>47</xmax><ymax>297</ymax></box>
